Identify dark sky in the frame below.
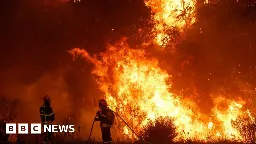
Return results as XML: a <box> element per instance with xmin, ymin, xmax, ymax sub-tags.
<box><xmin>1</xmin><ymin>0</ymin><xmax>256</xmax><ymax>136</ymax></box>
<box><xmin>1</xmin><ymin>0</ymin><xmax>149</xmax><ymax>71</ymax></box>
<box><xmin>0</xmin><ymin>0</ymin><xmax>150</xmax><ymax>137</ymax></box>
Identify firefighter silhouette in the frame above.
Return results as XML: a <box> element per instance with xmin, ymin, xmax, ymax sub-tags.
<box><xmin>94</xmin><ymin>99</ymin><xmax>115</xmax><ymax>144</ymax></box>
<box><xmin>40</xmin><ymin>95</ymin><xmax>55</xmax><ymax>144</ymax></box>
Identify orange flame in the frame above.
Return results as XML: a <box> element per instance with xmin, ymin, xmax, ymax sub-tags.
<box><xmin>69</xmin><ymin>39</ymin><xmax>255</xmax><ymax>142</ymax></box>
<box><xmin>145</xmin><ymin>0</ymin><xmax>197</xmax><ymax>46</ymax></box>
<box><xmin>69</xmin><ymin>0</ymin><xmax>255</xmax><ymax>142</ymax></box>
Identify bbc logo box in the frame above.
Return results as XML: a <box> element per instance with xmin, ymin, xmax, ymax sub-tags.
<box><xmin>6</xmin><ymin>123</ymin><xmax>75</xmax><ymax>134</ymax></box>
<box><xmin>6</xmin><ymin>123</ymin><xmax>42</xmax><ymax>134</ymax></box>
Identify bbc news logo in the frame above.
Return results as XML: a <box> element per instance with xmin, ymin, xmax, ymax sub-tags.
<box><xmin>6</xmin><ymin>123</ymin><xmax>75</xmax><ymax>134</ymax></box>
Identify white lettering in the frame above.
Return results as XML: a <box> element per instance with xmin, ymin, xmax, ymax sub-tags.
<box><xmin>6</xmin><ymin>123</ymin><xmax>16</xmax><ymax>134</ymax></box>
<box><xmin>58</xmin><ymin>125</ymin><xmax>68</xmax><ymax>132</ymax></box>
<box><xmin>43</xmin><ymin>125</ymin><xmax>51</xmax><ymax>132</ymax></box>
<box><xmin>18</xmin><ymin>123</ymin><xmax>28</xmax><ymax>134</ymax></box>
<box><xmin>31</xmin><ymin>123</ymin><xmax>41</xmax><ymax>134</ymax></box>
<box><xmin>52</xmin><ymin>125</ymin><xmax>58</xmax><ymax>132</ymax></box>
<box><xmin>10</xmin><ymin>123</ymin><xmax>76</xmax><ymax>134</ymax></box>
<box><xmin>68</xmin><ymin>125</ymin><xmax>75</xmax><ymax>132</ymax></box>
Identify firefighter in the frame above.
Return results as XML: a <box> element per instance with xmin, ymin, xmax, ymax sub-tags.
<box><xmin>94</xmin><ymin>99</ymin><xmax>115</xmax><ymax>144</ymax></box>
<box><xmin>40</xmin><ymin>95</ymin><xmax>55</xmax><ymax>144</ymax></box>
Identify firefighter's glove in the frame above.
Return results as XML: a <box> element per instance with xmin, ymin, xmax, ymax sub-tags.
<box><xmin>94</xmin><ymin>117</ymin><xmax>100</xmax><ymax>121</ymax></box>
<box><xmin>96</xmin><ymin>110</ymin><xmax>102</xmax><ymax>116</ymax></box>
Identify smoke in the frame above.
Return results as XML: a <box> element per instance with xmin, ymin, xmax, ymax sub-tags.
<box><xmin>0</xmin><ymin>66</ymin><xmax>67</xmax><ymax>120</ymax></box>
<box><xmin>0</xmin><ymin>64</ymin><xmax>103</xmax><ymax>137</ymax></box>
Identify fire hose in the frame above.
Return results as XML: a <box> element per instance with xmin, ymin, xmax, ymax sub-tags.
<box><xmin>86</xmin><ymin>110</ymin><xmax>151</xmax><ymax>144</ymax></box>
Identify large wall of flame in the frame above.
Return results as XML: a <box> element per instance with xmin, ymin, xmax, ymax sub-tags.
<box><xmin>1</xmin><ymin>0</ymin><xmax>256</xmax><ymax>139</ymax></box>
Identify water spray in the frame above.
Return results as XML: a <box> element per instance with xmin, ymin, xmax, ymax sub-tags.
<box><xmin>86</xmin><ymin>109</ymin><xmax>151</xmax><ymax>144</ymax></box>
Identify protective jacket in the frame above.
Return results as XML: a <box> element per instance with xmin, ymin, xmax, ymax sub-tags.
<box><xmin>40</xmin><ymin>104</ymin><xmax>55</xmax><ymax>124</ymax></box>
<box><xmin>95</xmin><ymin>106</ymin><xmax>114</xmax><ymax>143</ymax></box>
<box><xmin>95</xmin><ymin>107</ymin><xmax>115</xmax><ymax>127</ymax></box>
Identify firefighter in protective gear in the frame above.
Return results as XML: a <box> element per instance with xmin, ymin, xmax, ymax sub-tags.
<box><xmin>94</xmin><ymin>99</ymin><xmax>115</xmax><ymax>144</ymax></box>
<box><xmin>40</xmin><ymin>95</ymin><xmax>55</xmax><ymax>144</ymax></box>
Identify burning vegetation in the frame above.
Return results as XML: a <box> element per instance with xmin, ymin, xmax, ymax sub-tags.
<box><xmin>69</xmin><ymin>39</ymin><xmax>255</xmax><ymax>143</ymax></box>
<box><xmin>69</xmin><ymin>0</ymin><xmax>256</xmax><ymax>143</ymax></box>
<box><xmin>145</xmin><ymin>0</ymin><xmax>197</xmax><ymax>46</ymax></box>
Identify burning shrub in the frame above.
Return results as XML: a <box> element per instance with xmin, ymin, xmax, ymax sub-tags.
<box><xmin>139</xmin><ymin>117</ymin><xmax>177</xmax><ymax>144</ymax></box>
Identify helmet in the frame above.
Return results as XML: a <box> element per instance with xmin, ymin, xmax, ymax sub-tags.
<box><xmin>98</xmin><ymin>99</ymin><xmax>107</xmax><ymax>108</ymax></box>
<box><xmin>43</xmin><ymin>95</ymin><xmax>51</xmax><ymax>102</ymax></box>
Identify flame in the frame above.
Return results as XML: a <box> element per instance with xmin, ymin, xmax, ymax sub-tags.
<box><xmin>69</xmin><ymin>39</ymin><xmax>255</xmax><ymax>142</ymax></box>
<box><xmin>68</xmin><ymin>0</ymin><xmax>255</xmax><ymax>142</ymax></box>
<box><xmin>144</xmin><ymin>0</ymin><xmax>197</xmax><ymax>46</ymax></box>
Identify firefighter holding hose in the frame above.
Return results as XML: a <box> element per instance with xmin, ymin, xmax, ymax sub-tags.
<box><xmin>94</xmin><ymin>99</ymin><xmax>115</xmax><ymax>144</ymax></box>
<box><xmin>40</xmin><ymin>95</ymin><xmax>55</xmax><ymax>144</ymax></box>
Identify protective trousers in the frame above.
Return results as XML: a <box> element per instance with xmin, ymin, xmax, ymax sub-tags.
<box><xmin>43</xmin><ymin>132</ymin><xmax>52</xmax><ymax>143</ymax></box>
<box><xmin>101</xmin><ymin>126</ymin><xmax>112</xmax><ymax>143</ymax></box>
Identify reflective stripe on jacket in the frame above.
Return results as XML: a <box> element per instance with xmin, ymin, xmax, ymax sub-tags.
<box><xmin>101</xmin><ymin>123</ymin><xmax>112</xmax><ymax>128</ymax></box>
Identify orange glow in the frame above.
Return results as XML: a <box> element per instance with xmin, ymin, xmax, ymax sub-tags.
<box><xmin>69</xmin><ymin>0</ymin><xmax>255</xmax><ymax>142</ymax></box>
<box><xmin>144</xmin><ymin>0</ymin><xmax>196</xmax><ymax>46</ymax></box>
<box><xmin>69</xmin><ymin>39</ymin><xmax>255</xmax><ymax>142</ymax></box>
